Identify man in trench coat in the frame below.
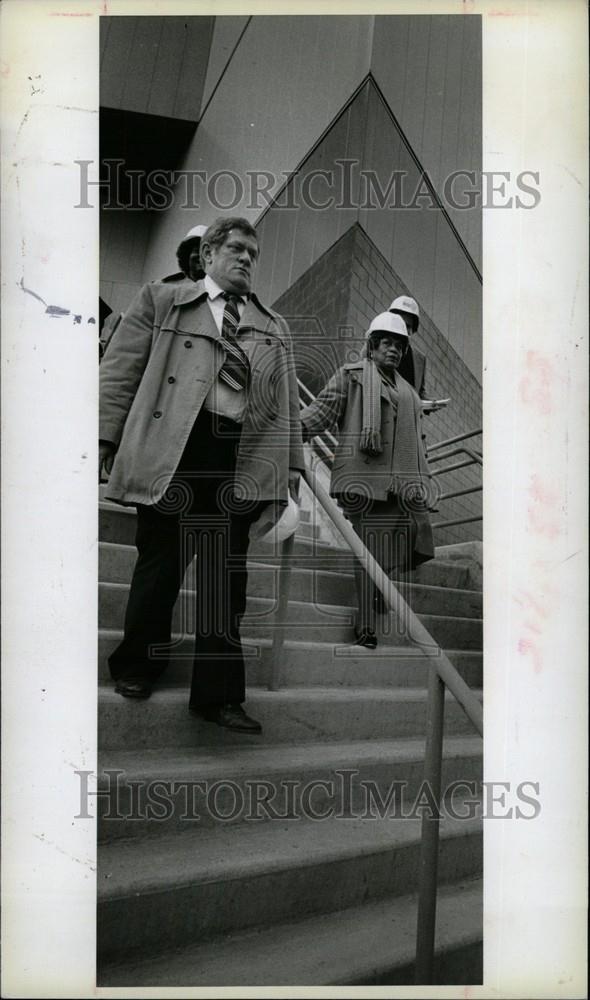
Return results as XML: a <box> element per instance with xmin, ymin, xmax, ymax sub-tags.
<box><xmin>99</xmin><ymin>217</ymin><xmax>305</xmax><ymax>733</ymax></box>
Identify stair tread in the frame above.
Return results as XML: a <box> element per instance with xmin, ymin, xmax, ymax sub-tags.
<box><xmin>99</xmin><ymin>684</ymin><xmax>483</xmax><ymax>704</ymax></box>
<box><xmin>98</xmin><ymin>809</ymin><xmax>481</xmax><ymax>899</ymax></box>
<box><xmin>98</xmin><ymin>626</ymin><xmax>482</xmax><ymax>662</ymax></box>
<box><xmin>100</xmin><ymin>581</ymin><xmax>484</xmax><ymax>629</ymax></box>
<box><xmin>98</xmin><ymin>541</ymin><xmax>483</xmax><ymax>596</ymax></box>
<box><xmin>99</xmin><ymin>505</ymin><xmax>482</xmax><ymax>573</ymax></box>
<box><xmin>98</xmin><ymin>734</ymin><xmax>482</xmax><ymax>780</ymax></box>
<box><xmin>99</xmin><ymin>876</ymin><xmax>482</xmax><ymax>986</ymax></box>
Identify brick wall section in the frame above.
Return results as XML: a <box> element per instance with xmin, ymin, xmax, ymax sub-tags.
<box><xmin>273</xmin><ymin>223</ymin><xmax>482</xmax><ymax>546</ymax></box>
<box><xmin>273</xmin><ymin>226</ymin><xmax>357</xmax><ymax>395</ymax></box>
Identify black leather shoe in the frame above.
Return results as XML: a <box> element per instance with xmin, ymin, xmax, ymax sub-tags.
<box><xmin>353</xmin><ymin>627</ymin><xmax>378</xmax><ymax>649</ymax></box>
<box><xmin>190</xmin><ymin>703</ymin><xmax>262</xmax><ymax>733</ymax></box>
<box><xmin>115</xmin><ymin>678</ymin><xmax>152</xmax><ymax>699</ymax></box>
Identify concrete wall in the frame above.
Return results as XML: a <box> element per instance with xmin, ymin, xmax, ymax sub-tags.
<box><xmin>255</xmin><ymin>79</ymin><xmax>481</xmax><ymax>378</ymax></box>
<box><xmin>99</xmin><ymin>13</ymin><xmax>482</xmax><ymax>385</ymax></box>
<box><xmin>140</xmin><ymin>15</ymin><xmax>374</xmax><ymax>285</ymax></box>
<box><xmin>371</xmin><ymin>14</ymin><xmax>482</xmax><ymax>269</ymax></box>
<box><xmin>100</xmin><ymin>16</ymin><xmax>214</xmax><ymax>121</ymax></box>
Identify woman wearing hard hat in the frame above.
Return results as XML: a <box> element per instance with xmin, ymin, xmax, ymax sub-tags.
<box><xmin>301</xmin><ymin>312</ymin><xmax>435</xmax><ymax>649</ymax></box>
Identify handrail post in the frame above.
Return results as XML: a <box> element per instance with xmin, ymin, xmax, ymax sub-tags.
<box><xmin>414</xmin><ymin>667</ymin><xmax>446</xmax><ymax>983</ymax></box>
<box><xmin>268</xmin><ymin>532</ymin><xmax>295</xmax><ymax>691</ymax></box>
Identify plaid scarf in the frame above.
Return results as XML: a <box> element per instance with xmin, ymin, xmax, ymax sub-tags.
<box><xmin>360</xmin><ymin>358</ymin><xmax>385</xmax><ymax>454</ymax></box>
<box><xmin>360</xmin><ymin>359</ymin><xmax>429</xmax><ymax>487</ymax></box>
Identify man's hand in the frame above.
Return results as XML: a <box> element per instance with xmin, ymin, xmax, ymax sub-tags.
<box><xmin>288</xmin><ymin>470</ymin><xmax>301</xmax><ymax>501</ymax></box>
<box><xmin>99</xmin><ymin>441</ymin><xmax>115</xmax><ymax>481</ymax></box>
<box><xmin>421</xmin><ymin>398</ymin><xmax>450</xmax><ymax>415</ymax></box>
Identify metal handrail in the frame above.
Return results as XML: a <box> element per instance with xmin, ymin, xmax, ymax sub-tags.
<box><xmin>269</xmin><ymin>377</ymin><xmax>483</xmax><ymax>982</ymax></box>
<box><xmin>275</xmin><ymin>450</ymin><xmax>482</xmax><ymax>983</ymax></box>
<box><xmin>426</xmin><ymin>428</ymin><xmax>482</xmax><ymax>453</ymax></box>
<box><xmin>298</xmin><ymin>456</ymin><xmax>484</xmax><ymax>734</ymax></box>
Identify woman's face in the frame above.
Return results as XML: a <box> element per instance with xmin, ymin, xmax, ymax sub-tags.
<box><xmin>371</xmin><ymin>334</ymin><xmax>406</xmax><ymax>372</ymax></box>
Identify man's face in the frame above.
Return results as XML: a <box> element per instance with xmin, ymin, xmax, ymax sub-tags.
<box><xmin>202</xmin><ymin>229</ymin><xmax>259</xmax><ymax>294</ymax></box>
<box><xmin>371</xmin><ymin>334</ymin><xmax>406</xmax><ymax>372</ymax></box>
<box><xmin>396</xmin><ymin>310</ymin><xmax>416</xmax><ymax>336</ymax></box>
<box><xmin>187</xmin><ymin>244</ymin><xmax>204</xmax><ymax>281</ymax></box>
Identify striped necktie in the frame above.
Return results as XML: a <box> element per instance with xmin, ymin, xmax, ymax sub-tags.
<box><xmin>218</xmin><ymin>292</ymin><xmax>250</xmax><ymax>392</ymax></box>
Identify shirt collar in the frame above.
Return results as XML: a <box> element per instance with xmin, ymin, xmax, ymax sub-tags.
<box><xmin>172</xmin><ymin>277</ymin><xmax>276</xmax><ymax>322</ymax></box>
<box><xmin>204</xmin><ymin>274</ymin><xmax>246</xmax><ymax>304</ymax></box>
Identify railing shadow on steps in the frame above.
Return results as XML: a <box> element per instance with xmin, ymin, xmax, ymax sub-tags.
<box><xmin>268</xmin><ymin>377</ymin><xmax>483</xmax><ymax>984</ymax></box>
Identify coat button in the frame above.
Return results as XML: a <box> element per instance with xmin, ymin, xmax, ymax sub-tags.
<box><xmin>153</xmin><ymin>411</ymin><xmax>162</xmax><ymax>419</ymax></box>
<box><xmin>184</xmin><ymin>340</ymin><xmax>192</xmax><ymax>348</ymax></box>
<box><xmin>265</xmin><ymin>338</ymin><xmax>272</xmax><ymax>345</ymax></box>
<box><xmin>168</xmin><ymin>376</ymin><xmax>176</xmax><ymax>384</ymax></box>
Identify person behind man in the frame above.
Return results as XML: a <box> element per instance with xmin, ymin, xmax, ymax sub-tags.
<box><xmin>99</xmin><ymin>217</ymin><xmax>305</xmax><ymax>732</ymax></box>
<box><xmin>161</xmin><ymin>224</ymin><xmax>208</xmax><ymax>284</ymax></box>
<box><xmin>300</xmin><ymin>312</ymin><xmax>434</xmax><ymax>649</ymax></box>
<box><xmin>389</xmin><ymin>294</ymin><xmax>448</xmax><ymax>415</ymax></box>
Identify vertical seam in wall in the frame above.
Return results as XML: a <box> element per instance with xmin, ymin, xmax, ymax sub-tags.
<box><xmin>120</xmin><ymin>18</ymin><xmax>139</xmax><ymax>111</ymax></box>
<box><xmin>172</xmin><ymin>17</ymin><xmax>190</xmax><ymax>118</ymax></box>
<box><xmin>146</xmin><ymin>17</ymin><xmax>165</xmax><ymax>116</ymax></box>
<box><xmin>198</xmin><ymin>16</ymin><xmax>253</xmax><ymax>123</ymax></box>
<box><xmin>420</xmin><ymin>17</ymin><xmax>432</xmax><ymax>165</ymax></box>
<box><xmin>99</xmin><ymin>16</ymin><xmax>110</xmax><ymax>73</ymax></box>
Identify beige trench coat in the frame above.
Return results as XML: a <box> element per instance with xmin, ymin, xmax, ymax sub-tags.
<box><xmin>300</xmin><ymin>360</ymin><xmax>429</xmax><ymax>501</ymax></box>
<box><xmin>301</xmin><ymin>360</ymin><xmax>434</xmax><ymax>567</ymax></box>
<box><xmin>100</xmin><ymin>278</ymin><xmax>305</xmax><ymax>505</ymax></box>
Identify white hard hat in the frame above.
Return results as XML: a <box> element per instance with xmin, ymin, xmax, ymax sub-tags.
<box><xmin>250</xmin><ymin>496</ymin><xmax>300</xmax><ymax>544</ymax></box>
<box><xmin>179</xmin><ymin>225</ymin><xmax>208</xmax><ymax>245</ymax></box>
<box><xmin>367</xmin><ymin>312</ymin><xmax>409</xmax><ymax>339</ymax></box>
<box><xmin>389</xmin><ymin>295</ymin><xmax>420</xmax><ymax>324</ymax></box>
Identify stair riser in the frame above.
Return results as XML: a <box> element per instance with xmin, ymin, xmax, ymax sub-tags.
<box><xmin>100</xmin><ymin>546</ymin><xmax>355</xmax><ymax>606</ymax></box>
<box><xmin>97</xmin><ymin>755</ymin><xmax>483</xmax><ymax>841</ymax></box>
<box><xmin>98</xmin><ymin>693</ymin><xmax>481</xmax><ymax>750</ymax></box>
<box><xmin>99</xmin><ymin>506</ymin><xmax>350</xmax><ymax>566</ymax></box>
<box><xmin>97</xmin><ymin>826</ymin><xmax>482</xmax><ymax>964</ymax></box>
<box><xmin>99</xmin><ymin>586</ymin><xmax>483</xmax><ymax>650</ymax></box>
<box><xmin>344</xmin><ymin>940</ymin><xmax>483</xmax><ymax>987</ymax></box>
<box><xmin>100</xmin><ymin>507</ymin><xmax>477</xmax><ymax>590</ymax></box>
<box><xmin>99</xmin><ymin>545</ymin><xmax>482</xmax><ymax>619</ymax></box>
<box><xmin>98</xmin><ymin>632</ymin><xmax>482</xmax><ymax>688</ymax></box>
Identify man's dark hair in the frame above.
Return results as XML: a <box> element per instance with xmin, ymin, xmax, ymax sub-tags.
<box><xmin>200</xmin><ymin>217</ymin><xmax>258</xmax><ymax>267</ymax></box>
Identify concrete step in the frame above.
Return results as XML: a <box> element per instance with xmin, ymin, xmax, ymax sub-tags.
<box><xmin>99</xmin><ymin>582</ymin><xmax>483</xmax><ymax>650</ymax></box>
<box><xmin>98</xmin><ymin>876</ymin><xmax>482</xmax><ymax>986</ymax></box>
<box><xmin>99</xmin><ymin>484</ymin><xmax>313</xmax><ymax>523</ymax></box>
<box><xmin>97</xmin><ymin>810</ymin><xmax>482</xmax><ymax>965</ymax></box>
<box><xmin>96</xmin><ymin>735</ymin><xmax>482</xmax><ymax>841</ymax></box>
<box><xmin>98</xmin><ymin>629</ymin><xmax>482</xmax><ymax>688</ymax></box>
<box><xmin>98</xmin><ymin>503</ymin><xmax>478</xmax><ymax>590</ymax></box>
<box><xmin>98</xmin><ymin>686</ymin><xmax>483</xmax><ymax>750</ymax></box>
<box><xmin>99</xmin><ymin>541</ymin><xmax>483</xmax><ymax>618</ymax></box>
<box><xmin>99</xmin><ymin>501</ymin><xmax>342</xmax><ymax>561</ymax></box>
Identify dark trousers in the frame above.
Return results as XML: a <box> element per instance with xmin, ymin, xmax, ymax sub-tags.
<box><xmin>342</xmin><ymin>496</ymin><xmax>416</xmax><ymax>632</ymax></box>
<box><xmin>108</xmin><ymin>409</ymin><xmax>265</xmax><ymax>708</ymax></box>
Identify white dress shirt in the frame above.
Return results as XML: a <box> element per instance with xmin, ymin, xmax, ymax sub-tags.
<box><xmin>202</xmin><ymin>274</ymin><xmax>248</xmax><ymax>423</ymax></box>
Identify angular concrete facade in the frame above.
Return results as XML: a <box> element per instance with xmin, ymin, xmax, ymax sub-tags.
<box><xmin>100</xmin><ymin>13</ymin><xmax>482</xmax><ymax>541</ymax></box>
